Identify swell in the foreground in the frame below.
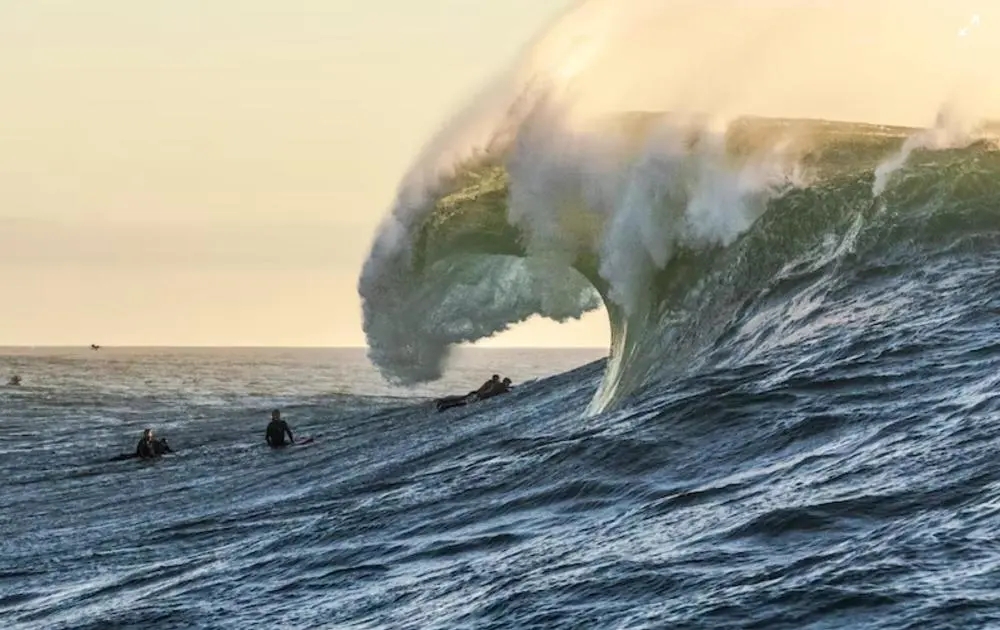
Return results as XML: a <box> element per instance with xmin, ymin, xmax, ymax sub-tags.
<box><xmin>6</xmin><ymin>262</ymin><xmax>1000</xmax><ymax>627</ymax></box>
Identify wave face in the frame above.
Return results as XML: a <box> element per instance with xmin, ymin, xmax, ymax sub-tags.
<box><xmin>358</xmin><ymin>0</ymin><xmax>1000</xmax><ymax>411</ymax></box>
<box><xmin>360</xmin><ymin>109</ymin><xmax>1000</xmax><ymax>410</ymax></box>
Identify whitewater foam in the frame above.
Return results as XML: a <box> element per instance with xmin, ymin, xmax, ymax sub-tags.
<box><xmin>358</xmin><ymin>0</ymin><xmax>1000</xmax><ymax>407</ymax></box>
<box><xmin>872</xmin><ymin>107</ymin><xmax>989</xmax><ymax>196</ymax></box>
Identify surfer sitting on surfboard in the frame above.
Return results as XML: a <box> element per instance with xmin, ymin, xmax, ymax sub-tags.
<box><xmin>135</xmin><ymin>428</ymin><xmax>172</xmax><ymax>459</ymax></box>
<box><xmin>265</xmin><ymin>409</ymin><xmax>295</xmax><ymax>447</ymax></box>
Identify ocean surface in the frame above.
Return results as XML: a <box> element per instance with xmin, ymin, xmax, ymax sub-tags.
<box><xmin>5</xmin><ymin>308</ymin><xmax>1000</xmax><ymax>629</ymax></box>
<box><xmin>348</xmin><ymin>102</ymin><xmax>1000</xmax><ymax>625</ymax></box>
<box><xmin>1</xmin><ymin>347</ymin><xmax>611</xmax><ymax>629</ymax></box>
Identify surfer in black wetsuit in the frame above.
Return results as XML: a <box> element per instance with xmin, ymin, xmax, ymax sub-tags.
<box><xmin>136</xmin><ymin>429</ymin><xmax>156</xmax><ymax>458</ymax></box>
<box><xmin>265</xmin><ymin>409</ymin><xmax>295</xmax><ymax>447</ymax></box>
<box><xmin>477</xmin><ymin>375</ymin><xmax>502</xmax><ymax>398</ymax></box>
<box><xmin>495</xmin><ymin>377</ymin><xmax>513</xmax><ymax>396</ymax></box>
<box><xmin>154</xmin><ymin>437</ymin><xmax>173</xmax><ymax>456</ymax></box>
<box><xmin>135</xmin><ymin>428</ymin><xmax>172</xmax><ymax>459</ymax></box>
<box><xmin>435</xmin><ymin>375</ymin><xmax>499</xmax><ymax>411</ymax></box>
<box><xmin>105</xmin><ymin>429</ymin><xmax>172</xmax><ymax>461</ymax></box>
<box><xmin>435</xmin><ymin>375</ymin><xmax>513</xmax><ymax>411</ymax></box>
<box><xmin>477</xmin><ymin>377</ymin><xmax>513</xmax><ymax>401</ymax></box>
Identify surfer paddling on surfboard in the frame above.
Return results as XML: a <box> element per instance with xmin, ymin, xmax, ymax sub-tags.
<box><xmin>435</xmin><ymin>375</ymin><xmax>513</xmax><ymax>412</ymax></box>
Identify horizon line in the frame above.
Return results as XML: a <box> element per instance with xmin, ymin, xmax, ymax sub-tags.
<box><xmin>0</xmin><ymin>344</ymin><xmax>609</xmax><ymax>350</ymax></box>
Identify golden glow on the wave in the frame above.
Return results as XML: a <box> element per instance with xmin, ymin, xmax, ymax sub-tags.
<box><xmin>507</xmin><ymin>0</ymin><xmax>1000</xmax><ymax>129</ymax></box>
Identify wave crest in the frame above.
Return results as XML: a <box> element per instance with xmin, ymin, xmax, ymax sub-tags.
<box><xmin>358</xmin><ymin>0</ymin><xmax>1000</xmax><ymax>410</ymax></box>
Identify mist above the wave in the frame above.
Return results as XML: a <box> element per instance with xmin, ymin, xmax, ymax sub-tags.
<box><xmin>521</xmin><ymin>0</ymin><xmax>1000</xmax><ymax>129</ymax></box>
<box><xmin>358</xmin><ymin>0</ymin><xmax>999</xmax><ymax>387</ymax></box>
<box><xmin>386</xmin><ymin>0</ymin><xmax>1000</xmax><ymax>242</ymax></box>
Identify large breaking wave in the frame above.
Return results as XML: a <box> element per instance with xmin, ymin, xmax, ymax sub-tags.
<box><xmin>358</xmin><ymin>0</ymin><xmax>1000</xmax><ymax>413</ymax></box>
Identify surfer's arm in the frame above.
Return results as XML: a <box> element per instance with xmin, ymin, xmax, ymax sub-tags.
<box><xmin>285</xmin><ymin>424</ymin><xmax>295</xmax><ymax>443</ymax></box>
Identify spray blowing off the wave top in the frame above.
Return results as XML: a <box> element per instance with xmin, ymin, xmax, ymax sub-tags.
<box><xmin>358</xmin><ymin>0</ymin><xmax>1000</xmax><ymax>412</ymax></box>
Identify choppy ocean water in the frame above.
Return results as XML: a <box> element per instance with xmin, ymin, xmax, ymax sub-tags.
<box><xmin>1</xmin><ymin>347</ymin><xmax>611</xmax><ymax>629</ymax></box>
<box><xmin>345</xmin><ymin>84</ymin><xmax>1000</xmax><ymax>628</ymax></box>
<box><xmin>3</xmin><ymin>320</ymin><xmax>1000</xmax><ymax>630</ymax></box>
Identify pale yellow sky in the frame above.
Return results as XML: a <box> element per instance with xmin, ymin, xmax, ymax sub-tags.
<box><xmin>8</xmin><ymin>1</ymin><xmax>994</xmax><ymax>348</ymax></box>
<box><xmin>0</xmin><ymin>0</ymin><xmax>610</xmax><ymax>346</ymax></box>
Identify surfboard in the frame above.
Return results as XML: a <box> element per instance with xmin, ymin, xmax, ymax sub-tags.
<box><xmin>436</xmin><ymin>394</ymin><xmax>475</xmax><ymax>412</ymax></box>
<box><xmin>108</xmin><ymin>452</ymin><xmax>172</xmax><ymax>463</ymax></box>
<box><xmin>268</xmin><ymin>436</ymin><xmax>317</xmax><ymax>449</ymax></box>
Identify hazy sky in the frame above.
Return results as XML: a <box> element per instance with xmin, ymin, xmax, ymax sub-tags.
<box><xmin>0</xmin><ymin>0</ymin><xmax>611</xmax><ymax>346</ymax></box>
<box><xmin>9</xmin><ymin>1</ymin><xmax>992</xmax><ymax>348</ymax></box>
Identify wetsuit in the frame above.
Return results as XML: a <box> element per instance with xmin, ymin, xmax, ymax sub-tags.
<box><xmin>136</xmin><ymin>438</ymin><xmax>156</xmax><ymax>459</ymax></box>
<box><xmin>436</xmin><ymin>378</ymin><xmax>508</xmax><ymax>411</ymax></box>
<box><xmin>479</xmin><ymin>379</ymin><xmax>514</xmax><ymax>401</ymax></box>
<box><xmin>475</xmin><ymin>379</ymin><xmax>498</xmax><ymax>398</ymax></box>
<box><xmin>266</xmin><ymin>420</ymin><xmax>294</xmax><ymax>447</ymax></box>
<box><xmin>110</xmin><ymin>438</ymin><xmax>170</xmax><ymax>462</ymax></box>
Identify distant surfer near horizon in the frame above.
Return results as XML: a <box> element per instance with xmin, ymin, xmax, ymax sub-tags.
<box><xmin>265</xmin><ymin>409</ymin><xmax>295</xmax><ymax>447</ymax></box>
<box><xmin>90</xmin><ymin>344</ymin><xmax>100</xmax><ymax>351</ymax></box>
<box><xmin>7</xmin><ymin>374</ymin><xmax>21</xmax><ymax>386</ymax></box>
<box><xmin>435</xmin><ymin>375</ymin><xmax>513</xmax><ymax>412</ymax></box>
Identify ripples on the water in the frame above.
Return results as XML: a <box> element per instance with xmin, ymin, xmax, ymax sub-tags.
<box><xmin>4</xmin><ymin>262</ymin><xmax>1000</xmax><ymax>630</ymax></box>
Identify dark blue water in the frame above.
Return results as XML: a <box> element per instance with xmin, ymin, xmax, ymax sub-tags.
<box><xmin>5</xmin><ymin>245</ymin><xmax>1000</xmax><ymax>630</ymax></box>
<box><xmin>2</xmin><ymin>348</ymin><xmax>616</xmax><ymax>629</ymax></box>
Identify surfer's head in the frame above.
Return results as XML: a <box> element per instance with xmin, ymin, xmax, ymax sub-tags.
<box><xmin>143</xmin><ymin>428</ymin><xmax>153</xmax><ymax>440</ymax></box>
<box><xmin>271</xmin><ymin>409</ymin><xmax>281</xmax><ymax>421</ymax></box>
<box><xmin>491</xmin><ymin>374</ymin><xmax>500</xmax><ymax>381</ymax></box>
<box><xmin>502</xmin><ymin>378</ymin><xmax>512</xmax><ymax>387</ymax></box>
